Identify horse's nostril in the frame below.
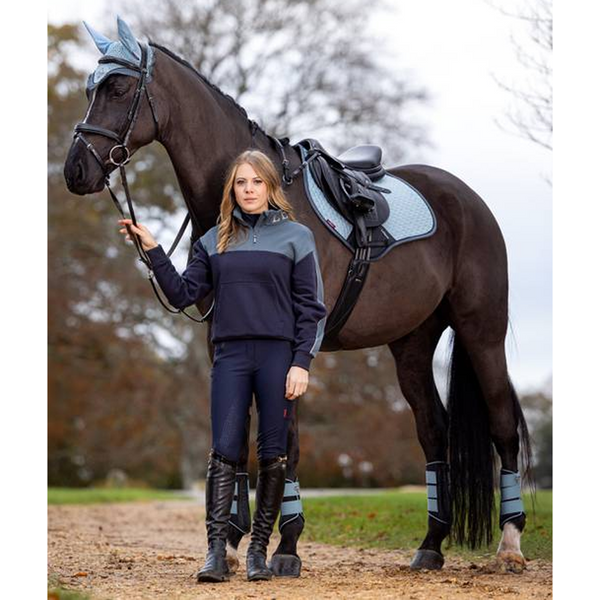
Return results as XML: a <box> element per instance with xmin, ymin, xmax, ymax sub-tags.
<box><xmin>76</xmin><ymin>161</ymin><xmax>84</xmax><ymax>183</ymax></box>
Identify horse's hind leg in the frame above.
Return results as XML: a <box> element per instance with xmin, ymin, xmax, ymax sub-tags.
<box><xmin>464</xmin><ymin>337</ymin><xmax>528</xmax><ymax>572</ymax></box>
<box><xmin>388</xmin><ymin>309</ymin><xmax>451</xmax><ymax>570</ymax></box>
<box><xmin>448</xmin><ymin>295</ymin><xmax>531</xmax><ymax>573</ymax></box>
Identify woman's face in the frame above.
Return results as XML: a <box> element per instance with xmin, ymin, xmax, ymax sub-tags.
<box><xmin>234</xmin><ymin>162</ymin><xmax>269</xmax><ymax>214</ymax></box>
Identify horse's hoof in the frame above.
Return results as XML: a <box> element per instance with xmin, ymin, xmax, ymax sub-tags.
<box><xmin>495</xmin><ymin>551</ymin><xmax>526</xmax><ymax>574</ymax></box>
<box><xmin>269</xmin><ymin>553</ymin><xmax>302</xmax><ymax>577</ymax></box>
<box><xmin>225</xmin><ymin>543</ymin><xmax>239</xmax><ymax>574</ymax></box>
<box><xmin>410</xmin><ymin>549</ymin><xmax>445</xmax><ymax>570</ymax></box>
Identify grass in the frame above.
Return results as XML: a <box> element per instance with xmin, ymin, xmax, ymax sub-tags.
<box><xmin>47</xmin><ymin>487</ymin><xmax>551</xmax><ymax>561</ymax></box>
<box><xmin>302</xmin><ymin>489</ymin><xmax>552</xmax><ymax>561</ymax></box>
<box><xmin>48</xmin><ymin>487</ymin><xmax>190</xmax><ymax>505</ymax></box>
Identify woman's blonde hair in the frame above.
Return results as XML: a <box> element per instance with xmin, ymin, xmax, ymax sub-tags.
<box><xmin>216</xmin><ymin>150</ymin><xmax>296</xmax><ymax>253</ymax></box>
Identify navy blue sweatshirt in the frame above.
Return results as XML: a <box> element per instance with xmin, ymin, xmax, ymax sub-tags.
<box><xmin>146</xmin><ymin>206</ymin><xmax>328</xmax><ymax>371</ymax></box>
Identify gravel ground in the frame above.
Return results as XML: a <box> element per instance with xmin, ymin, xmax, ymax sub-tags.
<box><xmin>48</xmin><ymin>500</ymin><xmax>552</xmax><ymax>599</ymax></box>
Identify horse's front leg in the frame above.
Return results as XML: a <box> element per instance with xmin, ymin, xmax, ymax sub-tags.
<box><xmin>388</xmin><ymin>314</ymin><xmax>451</xmax><ymax>570</ymax></box>
<box><xmin>225</xmin><ymin>409</ymin><xmax>251</xmax><ymax>572</ymax></box>
<box><xmin>269</xmin><ymin>400</ymin><xmax>304</xmax><ymax>577</ymax></box>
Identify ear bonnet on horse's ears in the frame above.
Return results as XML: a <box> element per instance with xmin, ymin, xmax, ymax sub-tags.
<box><xmin>83</xmin><ymin>16</ymin><xmax>155</xmax><ymax>93</ymax></box>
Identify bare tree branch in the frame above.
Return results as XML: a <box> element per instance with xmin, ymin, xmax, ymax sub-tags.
<box><xmin>488</xmin><ymin>0</ymin><xmax>552</xmax><ymax>153</ymax></box>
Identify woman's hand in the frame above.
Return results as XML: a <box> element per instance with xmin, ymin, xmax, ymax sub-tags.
<box><xmin>118</xmin><ymin>218</ymin><xmax>158</xmax><ymax>252</ymax></box>
<box><xmin>285</xmin><ymin>365</ymin><xmax>309</xmax><ymax>400</ymax></box>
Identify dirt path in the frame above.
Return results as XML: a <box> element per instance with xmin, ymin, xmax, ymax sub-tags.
<box><xmin>48</xmin><ymin>501</ymin><xmax>552</xmax><ymax>599</ymax></box>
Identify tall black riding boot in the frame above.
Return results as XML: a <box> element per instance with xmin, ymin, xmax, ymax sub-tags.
<box><xmin>196</xmin><ymin>450</ymin><xmax>237</xmax><ymax>583</ymax></box>
<box><xmin>246</xmin><ymin>455</ymin><xmax>287</xmax><ymax>581</ymax></box>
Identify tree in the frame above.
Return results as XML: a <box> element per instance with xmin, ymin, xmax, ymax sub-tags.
<box><xmin>520</xmin><ymin>381</ymin><xmax>552</xmax><ymax>488</ymax></box>
<box><xmin>490</xmin><ymin>0</ymin><xmax>553</xmax><ymax>152</ymax></box>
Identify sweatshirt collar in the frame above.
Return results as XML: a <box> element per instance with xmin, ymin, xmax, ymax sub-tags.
<box><xmin>232</xmin><ymin>204</ymin><xmax>289</xmax><ymax>228</ymax></box>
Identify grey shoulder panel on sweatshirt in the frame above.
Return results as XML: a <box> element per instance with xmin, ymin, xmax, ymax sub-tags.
<box><xmin>291</xmin><ymin>224</ymin><xmax>318</xmax><ymax>264</ymax></box>
<box><xmin>199</xmin><ymin>226</ymin><xmax>219</xmax><ymax>254</ymax></box>
<box><xmin>199</xmin><ymin>221</ymin><xmax>316</xmax><ymax>264</ymax></box>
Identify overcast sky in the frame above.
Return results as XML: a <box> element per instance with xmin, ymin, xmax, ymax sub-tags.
<box><xmin>47</xmin><ymin>0</ymin><xmax>552</xmax><ymax>393</ymax></box>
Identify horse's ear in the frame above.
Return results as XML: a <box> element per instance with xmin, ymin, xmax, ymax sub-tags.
<box><xmin>83</xmin><ymin>21</ymin><xmax>112</xmax><ymax>55</ymax></box>
<box><xmin>116</xmin><ymin>15</ymin><xmax>141</xmax><ymax>59</ymax></box>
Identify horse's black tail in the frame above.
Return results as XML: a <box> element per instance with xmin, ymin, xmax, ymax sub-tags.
<box><xmin>447</xmin><ymin>332</ymin><xmax>496</xmax><ymax>549</ymax></box>
<box><xmin>447</xmin><ymin>332</ymin><xmax>536</xmax><ymax>549</ymax></box>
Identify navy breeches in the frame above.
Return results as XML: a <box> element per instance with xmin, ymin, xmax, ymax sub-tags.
<box><xmin>210</xmin><ymin>339</ymin><xmax>293</xmax><ymax>463</ymax></box>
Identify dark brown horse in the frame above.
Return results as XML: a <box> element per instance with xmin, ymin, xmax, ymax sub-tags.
<box><xmin>64</xmin><ymin>25</ymin><xmax>533</xmax><ymax>576</ymax></box>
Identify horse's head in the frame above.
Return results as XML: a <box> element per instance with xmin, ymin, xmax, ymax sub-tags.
<box><xmin>64</xmin><ymin>17</ymin><xmax>160</xmax><ymax>195</ymax></box>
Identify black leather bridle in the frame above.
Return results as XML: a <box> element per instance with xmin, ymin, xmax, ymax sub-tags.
<box><xmin>73</xmin><ymin>43</ymin><xmax>212</xmax><ymax>323</ymax></box>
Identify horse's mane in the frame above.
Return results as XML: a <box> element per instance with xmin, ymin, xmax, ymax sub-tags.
<box><xmin>149</xmin><ymin>40</ymin><xmax>272</xmax><ymax>141</ymax></box>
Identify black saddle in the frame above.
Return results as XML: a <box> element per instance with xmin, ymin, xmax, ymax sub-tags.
<box><xmin>296</xmin><ymin>139</ymin><xmax>390</xmax><ymax>248</ymax></box>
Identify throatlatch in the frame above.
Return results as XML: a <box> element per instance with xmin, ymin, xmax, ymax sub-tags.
<box><xmin>499</xmin><ymin>469</ymin><xmax>525</xmax><ymax>529</ymax></box>
<box><xmin>425</xmin><ymin>461</ymin><xmax>451</xmax><ymax>525</ymax></box>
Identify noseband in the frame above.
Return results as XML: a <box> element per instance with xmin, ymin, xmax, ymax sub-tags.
<box><xmin>72</xmin><ymin>43</ymin><xmax>211</xmax><ymax>323</ymax></box>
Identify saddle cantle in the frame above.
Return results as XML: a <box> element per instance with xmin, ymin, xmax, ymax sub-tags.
<box><xmin>289</xmin><ymin>138</ymin><xmax>437</xmax><ymax>350</ymax></box>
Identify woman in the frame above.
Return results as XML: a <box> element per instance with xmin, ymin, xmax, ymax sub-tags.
<box><xmin>118</xmin><ymin>150</ymin><xmax>327</xmax><ymax>583</ymax></box>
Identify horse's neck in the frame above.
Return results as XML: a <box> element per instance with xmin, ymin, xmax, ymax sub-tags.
<box><xmin>155</xmin><ymin>50</ymin><xmax>279</xmax><ymax>234</ymax></box>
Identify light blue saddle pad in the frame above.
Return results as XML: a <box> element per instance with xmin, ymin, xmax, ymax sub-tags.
<box><xmin>298</xmin><ymin>145</ymin><xmax>437</xmax><ymax>260</ymax></box>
